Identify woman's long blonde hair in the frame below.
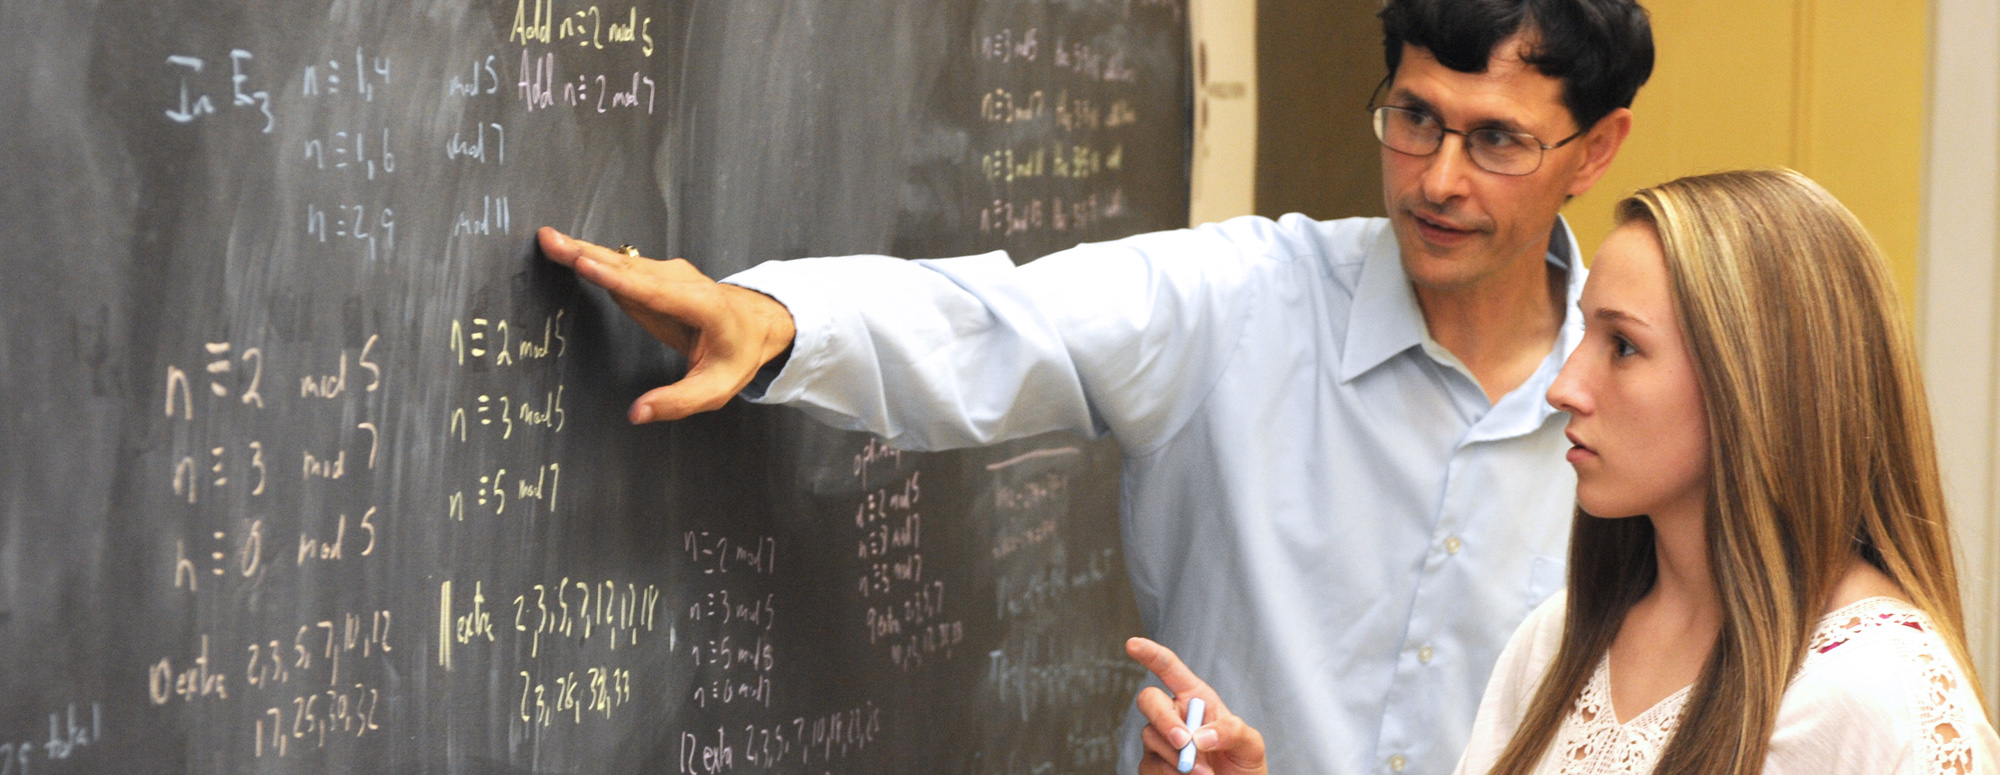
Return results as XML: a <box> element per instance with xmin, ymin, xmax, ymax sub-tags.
<box><xmin>1489</xmin><ymin>169</ymin><xmax>1982</xmax><ymax>775</ymax></box>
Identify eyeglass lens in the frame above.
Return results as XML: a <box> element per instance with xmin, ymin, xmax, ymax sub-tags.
<box><xmin>1372</xmin><ymin>107</ymin><xmax>1544</xmax><ymax>176</ymax></box>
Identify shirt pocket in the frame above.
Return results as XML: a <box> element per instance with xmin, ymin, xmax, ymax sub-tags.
<box><xmin>1526</xmin><ymin>555</ymin><xmax>1564</xmax><ymax>614</ymax></box>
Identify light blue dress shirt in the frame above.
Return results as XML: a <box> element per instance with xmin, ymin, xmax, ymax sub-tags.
<box><xmin>725</xmin><ymin>213</ymin><xmax>1585</xmax><ymax>775</ymax></box>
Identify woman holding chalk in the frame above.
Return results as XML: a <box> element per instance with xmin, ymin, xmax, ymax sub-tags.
<box><xmin>1128</xmin><ymin>170</ymin><xmax>1999</xmax><ymax>775</ymax></box>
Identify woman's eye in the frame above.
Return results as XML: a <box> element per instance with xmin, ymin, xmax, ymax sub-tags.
<box><xmin>1612</xmin><ymin>336</ymin><xmax>1637</xmax><ymax>358</ymax></box>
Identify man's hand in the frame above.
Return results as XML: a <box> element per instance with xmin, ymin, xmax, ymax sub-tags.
<box><xmin>538</xmin><ymin>227</ymin><xmax>797</xmax><ymax>423</ymax></box>
<box><xmin>1127</xmin><ymin>637</ymin><xmax>1267</xmax><ymax>775</ymax></box>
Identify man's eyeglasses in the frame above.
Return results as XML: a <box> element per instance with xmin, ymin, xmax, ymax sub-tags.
<box><xmin>1370</xmin><ymin>105</ymin><xmax>1586</xmax><ymax>176</ymax></box>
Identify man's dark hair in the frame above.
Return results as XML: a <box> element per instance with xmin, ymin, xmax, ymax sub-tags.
<box><xmin>1379</xmin><ymin>0</ymin><xmax>1654</xmax><ymax>132</ymax></box>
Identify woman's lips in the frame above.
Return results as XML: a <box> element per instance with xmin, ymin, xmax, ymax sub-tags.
<box><xmin>1565</xmin><ymin>431</ymin><xmax>1595</xmax><ymax>464</ymax></box>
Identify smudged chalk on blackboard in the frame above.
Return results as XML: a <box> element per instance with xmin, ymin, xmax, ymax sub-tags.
<box><xmin>1178</xmin><ymin>697</ymin><xmax>1205</xmax><ymax>773</ymax></box>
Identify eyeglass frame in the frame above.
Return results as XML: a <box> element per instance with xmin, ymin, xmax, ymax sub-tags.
<box><xmin>1366</xmin><ymin>77</ymin><xmax>1590</xmax><ymax>177</ymax></box>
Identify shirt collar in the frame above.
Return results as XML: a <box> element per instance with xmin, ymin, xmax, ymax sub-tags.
<box><xmin>1339</xmin><ymin>216</ymin><xmax>1586</xmax><ymax>389</ymax></box>
<box><xmin>1338</xmin><ymin>225</ymin><xmax>1431</xmax><ymax>383</ymax></box>
<box><xmin>1465</xmin><ymin>217</ymin><xmax>1588</xmax><ymax>443</ymax></box>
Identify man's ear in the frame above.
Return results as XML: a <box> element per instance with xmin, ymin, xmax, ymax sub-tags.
<box><xmin>1565</xmin><ymin>107</ymin><xmax>1633</xmax><ymax>198</ymax></box>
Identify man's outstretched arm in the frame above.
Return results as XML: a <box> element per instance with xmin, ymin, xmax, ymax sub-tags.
<box><xmin>543</xmin><ymin>216</ymin><xmax>1298</xmax><ymax>453</ymax></box>
<box><xmin>538</xmin><ymin>226</ymin><xmax>797</xmax><ymax>424</ymax></box>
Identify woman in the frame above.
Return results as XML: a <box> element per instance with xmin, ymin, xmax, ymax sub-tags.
<box><xmin>1127</xmin><ymin>170</ymin><xmax>1999</xmax><ymax>775</ymax></box>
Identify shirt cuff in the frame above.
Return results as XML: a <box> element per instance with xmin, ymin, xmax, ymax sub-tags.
<box><xmin>742</xmin><ymin>341</ymin><xmax>793</xmax><ymax>398</ymax></box>
<box><xmin>720</xmin><ymin>259</ymin><xmax>831</xmax><ymax>404</ymax></box>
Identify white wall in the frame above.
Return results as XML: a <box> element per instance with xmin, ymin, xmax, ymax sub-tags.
<box><xmin>1187</xmin><ymin>0</ymin><xmax>1256</xmax><ymax>225</ymax></box>
<box><xmin>1919</xmin><ymin>0</ymin><xmax>2000</xmax><ymax>720</ymax></box>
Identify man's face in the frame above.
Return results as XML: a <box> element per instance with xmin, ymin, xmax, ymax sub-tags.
<box><xmin>1381</xmin><ymin>38</ymin><xmax>1594</xmax><ymax>294</ymax></box>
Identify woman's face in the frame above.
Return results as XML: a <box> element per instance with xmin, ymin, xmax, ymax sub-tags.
<box><xmin>1547</xmin><ymin>222</ymin><xmax>1711</xmax><ymax>521</ymax></box>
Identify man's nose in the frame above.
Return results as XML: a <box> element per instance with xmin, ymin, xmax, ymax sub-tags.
<box><xmin>1419</xmin><ymin>134</ymin><xmax>1476</xmax><ymax>205</ymax></box>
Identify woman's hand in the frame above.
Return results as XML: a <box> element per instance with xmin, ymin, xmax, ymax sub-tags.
<box><xmin>1126</xmin><ymin>637</ymin><xmax>1268</xmax><ymax>775</ymax></box>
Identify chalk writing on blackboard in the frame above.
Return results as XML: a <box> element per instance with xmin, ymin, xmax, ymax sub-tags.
<box><xmin>2</xmin><ymin>0</ymin><xmax>1183</xmax><ymax>771</ymax></box>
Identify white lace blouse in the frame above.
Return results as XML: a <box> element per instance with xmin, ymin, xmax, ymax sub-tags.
<box><xmin>1454</xmin><ymin>594</ymin><xmax>2000</xmax><ymax>775</ymax></box>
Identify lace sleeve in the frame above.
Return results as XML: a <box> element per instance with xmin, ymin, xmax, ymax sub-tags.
<box><xmin>1893</xmin><ymin>641</ymin><xmax>1991</xmax><ymax>775</ymax></box>
<box><xmin>1797</xmin><ymin>600</ymin><xmax>1999</xmax><ymax>775</ymax></box>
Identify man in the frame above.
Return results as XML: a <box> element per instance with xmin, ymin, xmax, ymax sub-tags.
<box><xmin>538</xmin><ymin>1</ymin><xmax>1652</xmax><ymax>772</ymax></box>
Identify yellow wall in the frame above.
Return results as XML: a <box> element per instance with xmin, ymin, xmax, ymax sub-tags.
<box><xmin>1189</xmin><ymin>0</ymin><xmax>1259</xmax><ymax>225</ymax></box>
<box><xmin>1564</xmin><ymin>0</ymin><xmax>1930</xmax><ymax>314</ymax></box>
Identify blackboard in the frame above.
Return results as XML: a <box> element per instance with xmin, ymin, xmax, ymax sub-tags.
<box><xmin>0</xmin><ymin>0</ymin><xmax>1190</xmax><ymax>772</ymax></box>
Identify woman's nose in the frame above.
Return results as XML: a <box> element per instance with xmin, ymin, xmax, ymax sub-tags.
<box><xmin>1547</xmin><ymin>351</ymin><xmax>1590</xmax><ymax>415</ymax></box>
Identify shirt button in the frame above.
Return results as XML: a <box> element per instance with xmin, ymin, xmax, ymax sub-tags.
<box><xmin>1389</xmin><ymin>754</ymin><xmax>1408</xmax><ymax>771</ymax></box>
<box><xmin>1418</xmin><ymin>645</ymin><xmax>1434</xmax><ymax>664</ymax></box>
<box><xmin>1444</xmin><ymin>536</ymin><xmax>1463</xmax><ymax>555</ymax></box>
